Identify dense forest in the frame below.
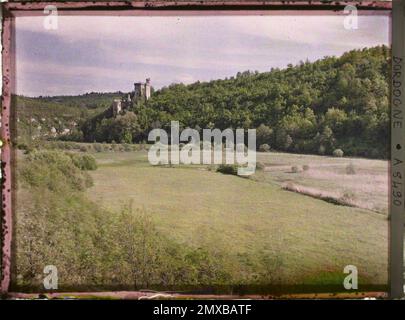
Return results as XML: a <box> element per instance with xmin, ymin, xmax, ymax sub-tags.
<box><xmin>17</xmin><ymin>45</ymin><xmax>390</xmax><ymax>159</ymax></box>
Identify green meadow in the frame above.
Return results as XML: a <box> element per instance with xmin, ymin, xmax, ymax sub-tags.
<box><xmin>12</xmin><ymin>143</ymin><xmax>389</xmax><ymax>294</ymax></box>
<box><xmin>86</xmin><ymin>149</ymin><xmax>389</xmax><ymax>288</ymax></box>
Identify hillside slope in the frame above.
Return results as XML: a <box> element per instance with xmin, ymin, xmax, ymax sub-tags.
<box><xmin>13</xmin><ymin>92</ymin><xmax>123</xmax><ymax>145</ymax></box>
<box><xmin>83</xmin><ymin>45</ymin><xmax>390</xmax><ymax>158</ymax></box>
<box><xmin>15</xmin><ymin>46</ymin><xmax>390</xmax><ymax>159</ymax></box>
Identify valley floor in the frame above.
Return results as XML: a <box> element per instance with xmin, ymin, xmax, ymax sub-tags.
<box><xmin>87</xmin><ymin>150</ymin><xmax>389</xmax><ymax>287</ymax></box>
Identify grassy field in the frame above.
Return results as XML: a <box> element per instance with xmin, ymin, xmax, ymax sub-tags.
<box><xmin>86</xmin><ymin>150</ymin><xmax>389</xmax><ymax>288</ymax></box>
<box><xmin>255</xmin><ymin>152</ymin><xmax>388</xmax><ymax>214</ymax></box>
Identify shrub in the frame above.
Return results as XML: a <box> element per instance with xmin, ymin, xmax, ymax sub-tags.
<box><xmin>21</xmin><ymin>150</ymin><xmax>93</xmax><ymax>191</ymax></box>
<box><xmin>256</xmin><ymin>124</ymin><xmax>273</xmax><ymax>147</ymax></box>
<box><xmin>217</xmin><ymin>164</ymin><xmax>238</xmax><ymax>175</ymax></box>
<box><xmin>110</xmin><ymin>143</ymin><xmax>118</xmax><ymax>151</ymax></box>
<box><xmin>340</xmin><ymin>191</ymin><xmax>356</xmax><ymax>204</ymax></box>
<box><xmin>79</xmin><ymin>145</ymin><xmax>88</xmax><ymax>152</ymax></box>
<box><xmin>370</xmin><ymin>148</ymin><xmax>382</xmax><ymax>159</ymax></box>
<box><xmin>123</xmin><ymin>143</ymin><xmax>132</xmax><ymax>152</ymax></box>
<box><xmin>291</xmin><ymin>165</ymin><xmax>300</xmax><ymax>173</ymax></box>
<box><xmin>72</xmin><ymin>143</ymin><xmax>82</xmax><ymax>150</ymax></box>
<box><xmin>333</xmin><ymin>149</ymin><xmax>344</xmax><ymax>157</ymax></box>
<box><xmin>259</xmin><ymin>144</ymin><xmax>271</xmax><ymax>152</ymax></box>
<box><xmin>302</xmin><ymin>165</ymin><xmax>310</xmax><ymax>171</ymax></box>
<box><xmin>17</xmin><ymin>143</ymin><xmax>33</xmax><ymax>154</ymax></box>
<box><xmin>256</xmin><ymin>162</ymin><xmax>266</xmax><ymax>171</ymax></box>
<box><xmin>69</xmin><ymin>153</ymin><xmax>98</xmax><ymax>171</ymax></box>
<box><xmin>346</xmin><ymin>162</ymin><xmax>356</xmax><ymax>175</ymax></box>
<box><xmin>318</xmin><ymin>145</ymin><xmax>326</xmax><ymax>155</ymax></box>
<box><xmin>50</xmin><ymin>141</ymin><xmax>76</xmax><ymax>151</ymax></box>
<box><xmin>93</xmin><ymin>143</ymin><xmax>103</xmax><ymax>152</ymax></box>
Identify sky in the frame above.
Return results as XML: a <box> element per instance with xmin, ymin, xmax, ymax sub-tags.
<box><xmin>14</xmin><ymin>14</ymin><xmax>389</xmax><ymax>97</ymax></box>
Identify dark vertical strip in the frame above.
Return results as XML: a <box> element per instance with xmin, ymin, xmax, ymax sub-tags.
<box><xmin>1</xmin><ymin>8</ymin><xmax>12</xmax><ymax>294</ymax></box>
<box><xmin>390</xmin><ymin>0</ymin><xmax>405</xmax><ymax>299</ymax></box>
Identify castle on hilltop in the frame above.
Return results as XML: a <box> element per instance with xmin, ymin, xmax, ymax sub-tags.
<box><xmin>112</xmin><ymin>78</ymin><xmax>151</xmax><ymax>116</ymax></box>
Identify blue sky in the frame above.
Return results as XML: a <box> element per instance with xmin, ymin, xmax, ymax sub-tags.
<box><xmin>15</xmin><ymin>14</ymin><xmax>389</xmax><ymax>97</ymax></box>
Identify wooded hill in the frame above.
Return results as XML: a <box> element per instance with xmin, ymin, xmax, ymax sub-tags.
<box><xmin>14</xmin><ymin>92</ymin><xmax>123</xmax><ymax>145</ymax></box>
<box><xmin>18</xmin><ymin>45</ymin><xmax>390</xmax><ymax>159</ymax></box>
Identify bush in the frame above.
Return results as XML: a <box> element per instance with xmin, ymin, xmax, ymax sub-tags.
<box><xmin>333</xmin><ymin>149</ymin><xmax>344</xmax><ymax>157</ymax></box>
<box><xmin>21</xmin><ymin>150</ymin><xmax>93</xmax><ymax>191</ymax></box>
<box><xmin>259</xmin><ymin>144</ymin><xmax>271</xmax><ymax>152</ymax></box>
<box><xmin>346</xmin><ymin>162</ymin><xmax>356</xmax><ymax>175</ymax></box>
<box><xmin>64</xmin><ymin>142</ymin><xmax>75</xmax><ymax>150</ymax></box>
<box><xmin>110</xmin><ymin>143</ymin><xmax>118</xmax><ymax>151</ymax></box>
<box><xmin>318</xmin><ymin>145</ymin><xmax>326</xmax><ymax>155</ymax></box>
<box><xmin>79</xmin><ymin>145</ymin><xmax>88</xmax><ymax>152</ymax></box>
<box><xmin>68</xmin><ymin>153</ymin><xmax>98</xmax><ymax>171</ymax></box>
<box><xmin>72</xmin><ymin>143</ymin><xmax>82</xmax><ymax>150</ymax></box>
<box><xmin>217</xmin><ymin>164</ymin><xmax>238</xmax><ymax>175</ymax></box>
<box><xmin>302</xmin><ymin>165</ymin><xmax>310</xmax><ymax>171</ymax></box>
<box><xmin>93</xmin><ymin>143</ymin><xmax>103</xmax><ymax>152</ymax></box>
<box><xmin>291</xmin><ymin>165</ymin><xmax>300</xmax><ymax>173</ymax></box>
<box><xmin>370</xmin><ymin>148</ymin><xmax>381</xmax><ymax>159</ymax></box>
<box><xmin>87</xmin><ymin>144</ymin><xmax>95</xmax><ymax>152</ymax></box>
<box><xmin>256</xmin><ymin>162</ymin><xmax>266</xmax><ymax>171</ymax></box>
<box><xmin>340</xmin><ymin>191</ymin><xmax>356</xmax><ymax>204</ymax></box>
<box><xmin>17</xmin><ymin>143</ymin><xmax>33</xmax><ymax>154</ymax></box>
<box><xmin>123</xmin><ymin>143</ymin><xmax>132</xmax><ymax>152</ymax></box>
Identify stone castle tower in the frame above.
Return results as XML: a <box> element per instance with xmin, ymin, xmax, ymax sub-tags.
<box><xmin>111</xmin><ymin>99</ymin><xmax>122</xmax><ymax>116</ymax></box>
<box><xmin>133</xmin><ymin>78</ymin><xmax>151</xmax><ymax>102</ymax></box>
<box><xmin>112</xmin><ymin>78</ymin><xmax>151</xmax><ymax>116</ymax></box>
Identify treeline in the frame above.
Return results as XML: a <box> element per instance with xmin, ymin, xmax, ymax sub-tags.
<box><xmin>33</xmin><ymin>92</ymin><xmax>124</xmax><ymax>109</ymax></box>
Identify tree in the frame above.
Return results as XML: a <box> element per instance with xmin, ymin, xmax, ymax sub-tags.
<box><xmin>256</xmin><ymin>124</ymin><xmax>273</xmax><ymax>147</ymax></box>
<box><xmin>285</xmin><ymin>135</ymin><xmax>293</xmax><ymax>150</ymax></box>
<box><xmin>324</xmin><ymin>107</ymin><xmax>348</xmax><ymax>137</ymax></box>
<box><xmin>259</xmin><ymin>144</ymin><xmax>271</xmax><ymax>152</ymax></box>
<box><xmin>319</xmin><ymin>126</ymin><xmax>335</xmax><ymax>154</ymax></box>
